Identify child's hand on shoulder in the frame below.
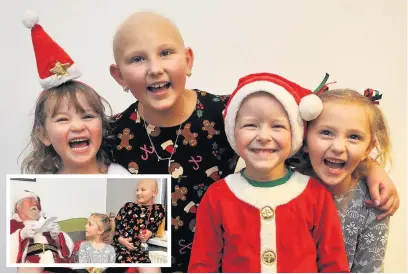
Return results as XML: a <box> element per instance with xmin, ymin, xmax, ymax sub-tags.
<box><xmin>365</xmin><ymin>164</ymin><xmax>400</xmax><ymax>220</ymax></box>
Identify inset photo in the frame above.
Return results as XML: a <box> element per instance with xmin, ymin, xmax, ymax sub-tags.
<box><xmin>7</xmin><ymin>175</ymin><xmax>171</xmax><ymax>270</ymax></box>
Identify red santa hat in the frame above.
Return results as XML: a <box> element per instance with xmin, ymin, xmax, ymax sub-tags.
<box><xmin>13</xmin><ymin>189</ymin><xmax>41</xmax><ymax>212</ymax></box>
<box><xmin>22</xmin><ymin>10</ymin><xmax>81</xmax><ymax>90</ymax></box>
<box><xmin>223</xmin><ymin>72</ymin><xmax>323</xmax><ymax>157</ymax></box>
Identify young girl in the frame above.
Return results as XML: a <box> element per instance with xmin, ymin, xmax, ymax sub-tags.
<box><xmin>300</xmin><ymin>89</ymin><xmax>391</xmax><ymax>272</ymax></box>
<box><xmin>189</xmin><ymin>72</ymin><xmax>349</xmax><ymax>272</ymax></box>
<box><xmin>19</xmin><ymin>11</ymin><xmax>157</xmax><ymax>274</ymax></box>
<box><xmin>113</xmin><ymin>179</ymin><xmax>165</xmax><ymax>264</ymax></box>
<box><xmin>21</xmin><ymin>11</ymin><xmax>128</xmax><ymax>175</ymax></box>
<box><xmin>78</xmin><ymin>213</ymin><xmax>116</xmax><ymax>265</ymax></box>
<box><xmin>109</xmin><ymin>11</ymin><xmax>399</xmax><ymax>272</ymax></box>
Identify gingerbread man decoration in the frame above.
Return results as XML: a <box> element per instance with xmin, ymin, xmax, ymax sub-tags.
<box><xmin>177</xmin><ymin>123</ymin><xmax>198</xmax><ymax>147</ymax></box>
<box><xmin>202</xmin><ymin>120</ymin><xmax>220</xmax><ymax>139</ymax></box>
<box><xmin>117</xmin><ymin>128</ymin><xmax>134</xmax><ymax>150</ymax></box>
<box><xmin>172</xmin><ymin>216</ymin><xmax>184</xmax><ymax>230</ymax></box>
<box><xmin>172</xmin><ymin>185</ymin><xmax>188</xmax><ymax>206</ymax></box>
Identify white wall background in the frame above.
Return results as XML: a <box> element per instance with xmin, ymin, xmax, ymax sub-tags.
<box><xmin>9</xmin><ymin>178</ymin><xmax>107</xmax><ymax>221</ymax></box>
<box><xmin>0</xmin><ymin>0</ymin><xmax>406</xmax><ymax>272</ymax></box>
<box><xmin>106</xmin><ymin>177</ymin><xmax>167</xmax><ymax>218</ymax></box>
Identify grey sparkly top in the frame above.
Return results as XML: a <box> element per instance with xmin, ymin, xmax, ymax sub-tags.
<box><xmin>78</xmin><ymin>241</ymin><xmax>116</xmax><ymax>263</ymax></box>
<box><xmin>333</xmin><ymin>179</ymin><xmax>389</xmax><ymax>273</ymax></box>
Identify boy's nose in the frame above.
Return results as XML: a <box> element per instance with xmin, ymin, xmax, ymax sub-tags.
<box><xmin>256</xmin><ymin>127</ymin><xmax>272</xmax><ymax>142</ymax></box>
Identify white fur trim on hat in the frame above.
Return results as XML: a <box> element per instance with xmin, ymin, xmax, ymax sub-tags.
<box><xmin>39</xmin><ymin>63</ymin><xmax>81</xmax><ymax>90</ymax></box>
<box><xmin>13</xmin><ymin>190</ymin><xmax>38</xmax><ymax>213</ymax></box>
<box><xmin>299</xmin><ymin>94</ymin><xmax>323</xmax><ymax>121</ymax></box>
<box><xmin>224</xmin><ymin>81</ymin><xmax>304</xmax><ymax>157</ymax></box>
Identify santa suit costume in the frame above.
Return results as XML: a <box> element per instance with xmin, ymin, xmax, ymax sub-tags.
<box><xmin>189</xmin><ymin>171</ymin><xmax>349</xmax><ymax>273</ymax></box>
<box><xmin>10</xmin><ymin>213</ymin><xmax>74</xmax><ymax>264</ymax></box>
<box><xmin>188</xmin><ymin>72</ymin><xmax>349</xmax><ymax>272</ymax></box>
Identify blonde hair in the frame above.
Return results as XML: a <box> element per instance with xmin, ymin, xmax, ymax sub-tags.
<box><xmin>290</xmin><ymin>88</ymin><xmax>392</xmax><ymax>178</ymax></box>
<box><xmin>88</xmin><ymin>213</ymin><xmax>115</xmax><ymax>244</ymax></box>
<box><xmin>20</xmin><ymin>81</ymin><xmax>115</xmax><ymax>174</ymax></box>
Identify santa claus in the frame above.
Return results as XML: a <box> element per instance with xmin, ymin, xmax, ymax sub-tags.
<box><xmin>10</xmin><ymin>190</ymin><xmax>74</xmax><ymax>264</ymax></box>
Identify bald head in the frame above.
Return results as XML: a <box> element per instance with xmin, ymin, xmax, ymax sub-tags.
<box><xmin>113</xmin><ymin>11</ymin><xmax>185</xmax><ymax>63</ymax></box>
<box><xmin>136</xmin><ymin>178</ymin><xmax>159</xmax><ymax>205</ymax></box>
<box><xmin>137</xmin><ymin>178</ymin><xmax>158</xmax><ymax>190</ymax></box>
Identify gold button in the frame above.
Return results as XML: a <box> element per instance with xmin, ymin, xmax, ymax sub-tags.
<box><xmin>260</xmin><ymin>206</ymin><xmax>274</xmax><ymax>220</ymax></box>
<box><xmin>262</xmin><ymin>250</ymin><xmax>276</xmax><ymax>265</ymax></box>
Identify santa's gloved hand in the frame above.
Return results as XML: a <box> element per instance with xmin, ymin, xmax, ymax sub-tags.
<box><xmin>20</xmin><ymin>223</ymin><xmax>36</xmax><ymax>240</ymax></box>
<box><xmin>49</xmin><ymin>223</ymin><xmax>61</xmax><ymax>239</ymax></box>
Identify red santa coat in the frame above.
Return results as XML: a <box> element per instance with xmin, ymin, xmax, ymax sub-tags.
<box><xmin>188</xmin><ymin>171</ymin><xmax>349</xmax><ymax>273</ymax></box>
<box><xmin>10</xmin><ymin>214</ymin><xmax>74</xmax><ymax>264</ymax></box>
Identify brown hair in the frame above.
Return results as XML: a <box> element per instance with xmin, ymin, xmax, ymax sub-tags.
<box><xmin>289</xmin><ymin>88</ymin><xmax>392</xmax><ymax>178</ymax></box>
<box><xmin>20</xmin><ymin>81</ymin><xmax>115</xmax><ymax>174</ymax></box>
<box><xmin>88</xmin><ymin>213</ymin><xmax>115</xmax><ymax>244</ymax></box>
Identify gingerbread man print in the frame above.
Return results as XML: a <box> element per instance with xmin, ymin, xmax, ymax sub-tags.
<box><xmin>177</xmin><ymin>123</ymin><xmax>198</xmax><ymax>146</ymax></box>
<box><xmin>202</xmin><ymin>120</ymin><xmax>220</xmax><ymax>139</ymax></box>
<box><xmin>117</xmin><ymin>128</ymin><xmax>134</xmax><ymax>150</ymax></box>
<box><xmin>172</xmin><ymin>216</ymin><xmax>184</xmax><ymax>230</ymax></box>
<box><xmin>172</xmin><ymin>185</ymin><xmax>188</xmax><ymax>206</ymax></box>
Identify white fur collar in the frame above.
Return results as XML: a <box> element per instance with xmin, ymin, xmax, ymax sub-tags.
<box><xmin>225</xmin><ymin>171</ymin><xmax>310</xmax><ymax>209</ymax></box>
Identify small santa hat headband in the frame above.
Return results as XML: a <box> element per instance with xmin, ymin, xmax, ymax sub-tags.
<box><xmin>22</xmin><ymin>10</ymin><xmax>81</xmax><ymax>90</ymax></box>
<box><xmin>13</xmin><ymin>189</ymin><xmax>41</xmax><ymax>211</ymax></box>
<box><xmin>224</xmin><ymin>72</ymin><xmax>325</xmax><ymax>157</ymax></box>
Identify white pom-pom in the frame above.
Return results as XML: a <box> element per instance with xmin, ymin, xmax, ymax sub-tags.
<box><xmin>299</xmin><ymin>94</ymin><xmax>323</xmax><ymax>121</ymax></box>
<box><xmin>22</xmin><ymin>10</ymin><xmax>39</xmax><ymax>29</ymax></box>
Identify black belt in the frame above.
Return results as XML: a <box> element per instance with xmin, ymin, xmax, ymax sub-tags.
<box><xmin>26</xmin><ymin>243</ymin><xmax>59</xmax><ymax>257</ymax></box>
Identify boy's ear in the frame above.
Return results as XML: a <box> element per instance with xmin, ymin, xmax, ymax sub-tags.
<box><xmin>37</xmin><ymin>129</ymin><xmax>51</xmax><ymax>147</ymax></box>
<box><xmin>110</xmin><ymin>64</ymin><xmax>126</xmax><ymax>89</ymax></box>
<box><xmin>185</xmin><ymin>47</ymin><xmax>194</xmax><ymax>76</ymax></box>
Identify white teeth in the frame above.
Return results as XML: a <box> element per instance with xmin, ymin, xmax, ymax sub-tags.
<box><xmin>326</xmin><ymin>159</ymin><xmax>345</xmax><ymax>163</ymax></box>
<box><xmin>151</xmin><ymin>83</ymin><xmax>167</xmax><ymax>88</ymax></box>
<box><xmin>71</xmin><ymin>146</ymin><xmax>89</xmax><ymax>151</ymax></box>
<box><xmin>69</xmin><ymin>138</ymin><xmax>88</xmax><ymax>143</ymax></box>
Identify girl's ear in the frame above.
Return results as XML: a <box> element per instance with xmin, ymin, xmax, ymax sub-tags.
<box><xmin>97</xmin><ymin>227</ymin><xmax>104</xmax><ymax>235</ymax></box>
<box><xmin>37</xmin><ymin>128</ymin><xmax>52</xmax><ymax>146</ymax></box>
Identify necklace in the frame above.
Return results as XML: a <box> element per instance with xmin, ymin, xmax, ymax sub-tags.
<box><xmin>142</xmin><ymin>96</ymin><xmax>185</xmax><ymax>167</ymax></box>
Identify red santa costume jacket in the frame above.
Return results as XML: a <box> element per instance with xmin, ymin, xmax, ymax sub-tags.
<box><xmin>188</xmin><ymin>171</ymin><xmax>349</xmax><ymax>273</ymax></box>
<box><xmin>10</xmin><ymin>214</ymin><xmax>74</xmax><ymax>264</ymax></box>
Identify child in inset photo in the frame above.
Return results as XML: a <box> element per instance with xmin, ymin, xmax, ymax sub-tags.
<box><xmin>113</xmin><ymin>179</ymin><xmax>165</xmax><ymax>264</ymax></box>
<box><xmin>78</xmin><ymin>213</ymin><xmax>116</xmax><ymax>264</ymax></box>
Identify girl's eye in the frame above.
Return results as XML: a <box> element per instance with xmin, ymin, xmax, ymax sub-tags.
<box><xmin>160</xmin><ymin>49</ymin><xmax>172</xmax><ymax>57</ymax></box>
<box><xmin>319</xmin><ymin>130</ymin><xmax>332</xmax><ymax>136</ymax></box>
<box><xmin>243</xmin><ymin>124</ymin><xmax>257</xmax><ymax>128</ymax></box>
<box><xmin>131</xmin><ymin>56</ymin><xmax>144</xmax><ymax>63</ymax></box>
<box><xmin>55</xmin><ymin>117</ymin><xmax>68</xmax><ymax>122</ymax></box>
<box><xmin>83</xmin><ymin>114</ymin><xmax>95</xmax><ymax>119</ymax></box>
<box><xmin>349</xmin><ymin>134</ymin><xmax>362</xmax><ymax>140</ymax></box>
